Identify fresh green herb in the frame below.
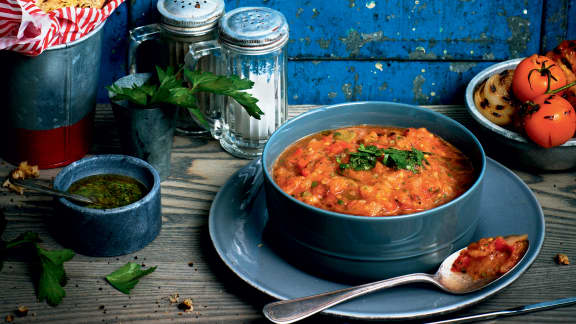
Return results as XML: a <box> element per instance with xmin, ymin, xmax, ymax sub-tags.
<box><xmin>107</xmin><ymin>66</ymin><xmax>264</xmax><ymax>128</ymax></box>
<box><xmin>1</xmin><ymin>229</ymin><xmax>41</xmax><ymax>272</ymax></box>
<box><xmin>339</xmin><ymin>144</ymin><xmax>428</xmax><ymax>172</ymax></box>
<box><xmin>5</xmin><ymin>231</ymin><xmax>40</xmax><ymax>249</ymax></box>
<box><xmin>105</xmin><ymin>262</ymin><xmax>157</xmax><ymax>294</ymax></box>
<box><xmin>337</xmin><ymin>199</ymin><xmax>344</xmax><ymax>205</ymax></box>
<box><xmin>36</xmin><ymin>244</ymin><xmax>75</xmax><ymax>306</ymax></box>
<box><xmin>311</xmin><ymin>181</ymin><xmax>319</xmax><ymax>188</ymax></box>
<box><xmin>0</xmin><ymin>215</ymin><xmax>74</xmax><ymax>306</ymax></box>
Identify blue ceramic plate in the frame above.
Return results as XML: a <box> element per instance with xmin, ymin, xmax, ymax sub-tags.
<box><xmin>209</xmin><ymin>158</ymin><xmax>544</xmax><ymax>320</ymax></box>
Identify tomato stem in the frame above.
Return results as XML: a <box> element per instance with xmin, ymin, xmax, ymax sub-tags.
<box><xmin>528</xmin><ymin>60</ymin><xmax>558</xmax><ymax>93</ymax></box>
<box><xmin>547</xmin><ymin>80</ymin><xmax>576</xmax><ymax>95</ymax></box>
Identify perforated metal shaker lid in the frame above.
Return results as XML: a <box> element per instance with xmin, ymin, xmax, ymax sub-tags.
<box><xmin>219</xmin><ymin>7</ymin><xmax>289</xmax><ymax>53</ymax></box>
<box><xmin>157</xmin><ymin>0</ymin><xmax>224</xmax><ymax>35</ymax></box>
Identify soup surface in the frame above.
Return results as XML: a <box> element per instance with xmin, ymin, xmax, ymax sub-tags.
<box><xmin>68</xmin><ymin>174</ymin><xmax>148</xmax><ymax>209</ymax></box>
<box><xmin>272</xmin><ymin>126</ymin><xmax>476</xmax><ymax>216</ymax></box>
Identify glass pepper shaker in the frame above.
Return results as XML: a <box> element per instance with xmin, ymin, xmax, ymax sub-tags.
<box><xmin>186</xmin><ymin>7</ymin><xmax>289</xmax><ymax>158</ymax></box>
<box><xmin>128</xmin><ymin>0</ymin><xmax>225</xmax><ymax>137</ymax></box>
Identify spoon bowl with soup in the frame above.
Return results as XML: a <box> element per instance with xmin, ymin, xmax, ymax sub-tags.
<box><xmin>263</xmin><ymin>234</ymin><xmax>529</xmax><ymax>324</ymax></box>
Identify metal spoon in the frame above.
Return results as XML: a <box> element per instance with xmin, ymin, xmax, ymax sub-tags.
<box><xmin>9</xmin><ymin>178</ymin><xmax>98</xmax><ymax>205</ymax></box>
<box><xmin>263</xmin><ymin>235</ymin><xmax>529</xmax><ymax>324</ymax></box>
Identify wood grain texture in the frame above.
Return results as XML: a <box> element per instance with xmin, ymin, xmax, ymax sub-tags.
<box><xmin>0</xmin><ymin>105</ymin><xmax>575</xmax><ymax>324</ymax></box>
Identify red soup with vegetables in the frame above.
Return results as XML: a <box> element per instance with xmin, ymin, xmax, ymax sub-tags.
<box><xmin>451</xmin><ymin>234</ymin><xmax>528</xmax><ymax>280</ymax></box>
<box><xmin>272</xmin><ymin>126</ymin><xmax>476</xmax><ymax>216</ymax></box>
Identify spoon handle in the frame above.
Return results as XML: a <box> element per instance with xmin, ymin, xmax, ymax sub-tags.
<box><xmin>263</xmin><ymin>273</ymin><xmax>436</xmax><ymax>324</ymax></box>
<box><xmin>10</xmin><ymin>179</ymin><xmax>95</xmax><ymax>204</ymax></box>
<box><xmin>425</xmin><ymin>296</ymin><xmax>576</xmax><ymax>324</ymax></box>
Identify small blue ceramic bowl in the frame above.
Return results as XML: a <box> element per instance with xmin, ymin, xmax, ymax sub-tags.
<box><xmin>52</xmin><ymin>154</ymin><xmax>162</xmax><ymax>257</ymax></box>
<box><xmin>262</xmin><ymin>102</ymin><xmax>486</xmax><ymax>283</ymax></box>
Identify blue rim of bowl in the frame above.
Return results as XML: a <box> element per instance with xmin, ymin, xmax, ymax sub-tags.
<box><xmin>464</xmin><ymin>58</ymin><xmax>576</xmax><ymax>147</ymax></box>
<box><xmin>262</xmin><ymin>101</ymin><xmax>487</xmax><ymax>222</ymax></box>
<box><xmin>54</xmin><ymin>154</ymin><xmax>161</xmax><ymax>214</ymax></box>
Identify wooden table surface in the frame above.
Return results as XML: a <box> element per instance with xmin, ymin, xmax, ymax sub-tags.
<box><xmin>0</xmin><ymin>104</ymin><xmax>575</xmax><ymax>324</ymax></box>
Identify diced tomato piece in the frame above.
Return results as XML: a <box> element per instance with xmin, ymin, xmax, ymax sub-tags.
<box><xmin>296</xmin><ymin>158</ymin><xmax>308</xmax><ymax>169</ymax></box>
<box><xmin>494</xmin><ymin>237</ymin><xmax>514</xmax><ymax>254</ymax></box>
<box><xmin>452</xmin><ymin>255</ymin><xmax>471</xmax><ymax>272</ymax></box>
<box><xmin>327</xmin><ymin>141</ymin><xmax>352</xmax><ymax>154</ymax></box>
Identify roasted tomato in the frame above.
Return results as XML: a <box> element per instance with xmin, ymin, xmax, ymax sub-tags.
<box><xmin>522</xmin><ymin>94</ymin><xmax>576</xmax><ymax>148</ymax></box>
<box><xmin>512</xmin><ymin>54</ymin><xmax>568</xmax><ymax>102</ymax></box>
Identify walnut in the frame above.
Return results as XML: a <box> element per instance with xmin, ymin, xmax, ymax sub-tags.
<box><xmin>169</xmin><ymin>293</ymin><xmax>179</xmax><ymax>304</ymax></box>
<box><xmin>15</xmin><ymin>306</ymin><xmax>28</xmax><ymax>317</ymax></box>
<box><xmin>555</xmin><ymin>253</ymin><xmax>570</xmax><ymax>265</ymax></box>
<box><xmin>10</xmin><ymin>161</ymin><xmax>39</xmax><ymax>180</ymax></box>
<box><xmin>178</xmin><ymin>299</ymin><xmax>194</xmax><ymax>312</ymax></box>
<box><xmin>2</xmin><ymin>161</ymin><xmax>40</xmax><ymax>194</ymax></box>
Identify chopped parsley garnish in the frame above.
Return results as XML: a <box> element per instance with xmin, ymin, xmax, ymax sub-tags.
<box><xmin>339</xmin><ymin>144</ymin><xmax>428</xmax><ymax>173</ymax></box>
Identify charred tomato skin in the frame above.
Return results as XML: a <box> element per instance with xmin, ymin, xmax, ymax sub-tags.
<box><xmin>523</xmin><ymin>94</ymin><xmax>576</xmax><ymax>148</ymax></box>
<box><xmin>512</xmin><ymin>54</ymin><xmax>568</xmax><ymax>102</ymax></box>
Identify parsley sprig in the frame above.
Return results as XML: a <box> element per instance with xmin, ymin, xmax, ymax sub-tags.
<box><xmin>339</xmin><ymin>144</ymin><xmax>428</xmax><ymax>172</ymax></box>
<box><xmin>1</xmin><ymin>211</ymin><xmax>75</xmax><ymax>306</ymax></box>
<box><xmin>107</xmin><ymin>66</ymin><xmax>264</xmax><ymax>128</ymax></box>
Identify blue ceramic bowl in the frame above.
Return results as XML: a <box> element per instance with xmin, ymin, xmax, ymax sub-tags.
<box><xmin>52</xmin><ymin>154</ymin><xmax>162</xmax><ymax>257</ymax></box>
<box><xmin>262</xmin><ymin>102</ymin><xmax>486</xmax><ymax>283</ymax></box>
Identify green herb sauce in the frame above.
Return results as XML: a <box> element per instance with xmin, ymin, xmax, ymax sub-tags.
<box><xmin>68</xmin><ymin>174</ymin><xmax>148</xmax><ymax>209</ymax></box>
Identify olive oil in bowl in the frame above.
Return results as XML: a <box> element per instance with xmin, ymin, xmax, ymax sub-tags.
<box><xmin>68</xmin><ymin>174</ymin><xmax>148</xmax><ymax>209</ymax></box>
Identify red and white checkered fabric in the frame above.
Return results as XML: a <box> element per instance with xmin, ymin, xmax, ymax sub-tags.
<box><xmin>0</xmin><ymin>0</ymin><xmax>124</xmax><ymax>56</ymax></box>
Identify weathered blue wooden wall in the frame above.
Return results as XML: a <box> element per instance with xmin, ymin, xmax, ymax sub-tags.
<box><xmin>97</xmin><ymin>0</ymin><xmax>576</xmax><ymax>104</ymax></box>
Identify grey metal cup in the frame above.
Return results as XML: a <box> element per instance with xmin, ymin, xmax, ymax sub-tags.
<box><xmin>0</xmin><ymin>22</ymin><xmax>105</xmax><ymax>168</ymax></box>
<box><xmin>109</xmin><ymin>73</ymin><xmax>176</xmax><ymax>181</ymax></box>
<box><xmin>52</xmin><ymin>155</ymin><xmax>162</xmax><ymax>257</ymax></box>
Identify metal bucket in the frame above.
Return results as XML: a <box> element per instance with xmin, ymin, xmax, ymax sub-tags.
<box><xmin>0</xmin><ymin>22</ymin><xmax>105</xmax><ymax>169</ymax></box>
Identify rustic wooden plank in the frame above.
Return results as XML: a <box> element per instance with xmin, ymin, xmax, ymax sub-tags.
<box><xmin>0</xmin><ymin>105</ymin><xmax>575</xmax><ymax>323</ymax></box>
<box><xmin>130</xmin><ymin>0</ymin><xmax>544</xmax><ymax>61</ymax></box>
<box><xmin>116</xmin><ymin>0</ymin><xmax>563</xmax><ymax>105</ymax></box>
<box><xmin>286</xmin><ymin>60</ymin><xmax>494</xmax><ymax>105</ymax></box>
<box><xmin>225</xmin><ymin>0</ymin><xmax>543</xmax><ymax>60</ymax></box>
<box><xmin>541</xmin><ymin>0</ymin><xmax>576</xmax><ymax>52</ymax></box>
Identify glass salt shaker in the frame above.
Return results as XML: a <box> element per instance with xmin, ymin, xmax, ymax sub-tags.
<box><xmin>128</xmin><ymin>0</ymin><xmax>225</xmax><ymax>137</ymax></box>
<box><xmin>185</xmin><ymin>7</ymin><xmax>289</xmax><ymax>158</ymax></box>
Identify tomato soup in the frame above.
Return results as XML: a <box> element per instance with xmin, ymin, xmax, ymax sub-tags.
<box><xmin>272</xmin><ymin>126</ymin><xmax>476</xmax><ymax>216</ymax></box>
<box><xmin>451</xmin><ymin>235</ymin><xmax>528</xmax><ymax>280</ymax></box>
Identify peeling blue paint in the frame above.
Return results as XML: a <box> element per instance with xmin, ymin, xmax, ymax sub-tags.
<box><xmin>96</xmin><ymin>0</ymin><xmax>574</xmax><ymax>105</ymax></box>
<box><xmin>506</xmin><ymin>16</ymin><xmax>531</xmax><ymax>58</ymax></box>
<box><xmin>412</xmin><ymin>75</ymin><xmax>428</xmax><ymax>105</ymax></box>
<box><xmin>449</xmin><ymin>62</ymin><xmax>477</xmax><ymax>73</ymax></box>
